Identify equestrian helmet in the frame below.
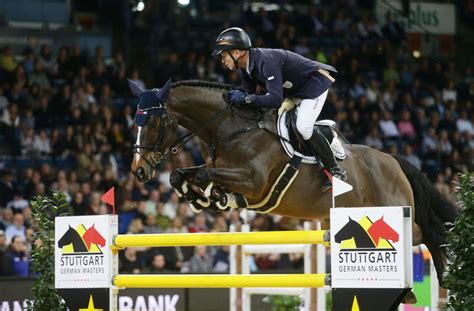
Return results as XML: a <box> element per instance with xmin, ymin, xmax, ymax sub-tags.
<box><xmin>212</xmin><ymin>27</ymin><xmax>252</xmax><ymax>56</ymax></box>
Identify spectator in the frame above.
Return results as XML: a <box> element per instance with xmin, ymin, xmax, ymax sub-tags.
<box><xmin>119</xmin><ymin>247</ymin><xmax>143</xmax><ymax>274</ymax></box>
<box><xmin>28</xmin><ymin>60</ymin><xmax>51</xmax><ymax>90</ymax></box>
<box><xmin>5</xmin><ymin>213</ymin><xmax>26</xmax><ymax>243</ymax></box>
<box><xmin>6</xmin><ymin>194</ymin><xmax>29</xmax><ymax>214</ymax></box>
<box><xmin>456</xmin><ymin>110</ymin><xmax>473</xmax><ymax>135</ymax></box>
<box><xmin>143</xmin><ymin>214</ymin><xmax>161</xmax><ymax>234</ymax></box>
<box><xmin>379</xmin><ymin>111</ymin><xmax>400</xmax><ymax>143</ymax></box>
<box><xmin>2</xmin><ymin>235</ymin><xmax>29</xmax><ymax>277</ymax></box>
<box><xmin>421</xmin><ymin>127</ymin><xmax>439</xmax><ymax>160</ymax></box>
<box><xmin>189</xmin><ymin>214</ymin><xmax>209</xmax><ymax>233</ymax></box>
<box><xmin>0</xmin><ymin>46</ymin><xmax>17</xmax><ymax>72</ymax></box>
<box><xmin>397</xmin><ymin>110</ymin><xmax>416</xmax><ymax>143</ymax></box>
<box><xmin>213</xmin><ymin>245</ymin><xmax>230</xmax><ymax>272</ymax></box>
<box><xmin>402</xmin><ymin>145</ymin><xmax>422</xmax><ymax>170</ymax></box>
<box><xmin>383</xmin><ymin>60</ymin><xmax>400</xmax><ymax>85</ymax></box>
<box><xmin>167</xmin><ymin>216</ymin><xmax>188</xmax><ymax>234</ymax></box>
<box><xmin>364</xmin><ymin>127</ymin><xmax>383</xmax><ymax>150</ymax></box>
<box><xmin>143</xmin><ymin>254</ymin><xmax>169</xmax><ymax>274</ymax></box>
<box><xmin>32</xmin><ymin>130</ymin><xmax>52</xmax><ymax>156</ymax></box>
<box><xmin>182</xmin><ymin>246</ymin><xmax>213</xmax><ymax>273</ymax></box>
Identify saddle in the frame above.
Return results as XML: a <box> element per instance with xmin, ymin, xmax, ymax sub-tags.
<box><xmin>277</xmin><ymin>108</ymin><xmax>347</xmax><ymax>164</ymax></box>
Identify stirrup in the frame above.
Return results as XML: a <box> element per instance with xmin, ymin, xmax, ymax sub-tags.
<box><xmin>322</xmin><ymin>179</ymin><xmax>333</xmax><ymax>193</ymax></box>
<box><xmin>330</xmin><ymin>167</ymin><xmax>347</xmax><ymax>181</ymax></box>
<box><xmin>321</xmin><ymin>167</ymin><xmax>347</xmax><ymax>192</ymax></box>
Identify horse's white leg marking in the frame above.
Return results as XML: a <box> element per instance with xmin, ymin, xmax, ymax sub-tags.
<box><xmin>204</xmin><ymin>182</ymin><xmax>214</xmax><ymax>197</ymax></box>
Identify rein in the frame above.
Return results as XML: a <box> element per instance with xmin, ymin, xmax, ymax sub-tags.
<box><xmin>135</xmin><ymin>92</ymin><xmax>292</xmax><ymax>168</ymax></box>
<box><xmin>134</xmin><ymin>102</ymin><xmax>232</xmax><ymax>168</ymax></box>
<box><xmin>204</xmin><ymin>108</ymin><xmax>292</xmax><ymax>163</ymax></box>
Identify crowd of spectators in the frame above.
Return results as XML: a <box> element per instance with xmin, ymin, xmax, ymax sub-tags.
<box><xmin>0</xmin><ymin>2</ymin><xmax>472</xmax><ymax>277</ymax></box>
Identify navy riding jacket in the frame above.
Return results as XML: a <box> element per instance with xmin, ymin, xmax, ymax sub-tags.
<box><xmin>240</xmin><ymin>48</ymin><xmax>337</xmax><ymax>108</ymax></box>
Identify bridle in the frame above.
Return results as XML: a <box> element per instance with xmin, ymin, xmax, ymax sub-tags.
<box><xmin>133</xmin><ymin>102</ymin><xmax>231</xmax><ymax>170</ymax></box>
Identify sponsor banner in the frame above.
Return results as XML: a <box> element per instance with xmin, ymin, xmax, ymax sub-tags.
<box><xmin>55</xmin><ymin>215</ymin><xmax>118</xmax><ymax>289</ymax></box>
<box><xmin>57</xmin><ymin>288</ymin><xmax>109</xmax><ymax>310</ymax></box>
<box><xmin>331</xmin><ymin>206</ymin><xmax>412</xmax><ymax>288</ymax></box>
<box><xmin>376</xmin><ymin>1</ymin><xmax>456</xmax><ymax>35</ymax></box>
<box><xmin>0</xmin><ymin>281</ymin><xmax>238</xmax><ymax>311</ymax></box>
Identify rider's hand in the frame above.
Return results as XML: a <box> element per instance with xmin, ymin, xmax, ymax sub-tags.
<box><xmin>228</xmin><ymin>90</ymin><xmax>247</xmax><ymax>106</ymax></box>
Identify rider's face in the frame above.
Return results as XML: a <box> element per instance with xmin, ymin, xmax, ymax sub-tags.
<box><xmin>220</xmin><ymin>50</ymin><xmax>240</xmax><ymax>71</ymax></box>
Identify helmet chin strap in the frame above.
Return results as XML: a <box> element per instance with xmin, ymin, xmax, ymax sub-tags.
<box><xmin>227</xmin><ymin>50</ymin><xmax>249</xmax><ymax>69</ymax></box>
<box><xmin>227</xmin><ymin>50</ymin><xmax>240</xmax><ymax>67</ymax></box>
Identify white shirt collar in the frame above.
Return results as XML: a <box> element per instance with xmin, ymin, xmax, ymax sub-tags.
<box><xmin>245</xmin><ymin>51</ymin><xmax>251</xmax><ymax>75</ymax></box>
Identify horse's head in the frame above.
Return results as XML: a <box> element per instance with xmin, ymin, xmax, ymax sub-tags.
<box><xmin>128</xmin><ymin>79</ymin><xmax>179</xmax><ymax>182</ymax></box>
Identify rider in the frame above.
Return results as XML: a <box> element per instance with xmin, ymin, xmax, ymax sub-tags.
<box><xmin>212</xmin><ymin>27</ymin><xmax>346</xmax><ymax>191</ymax></box>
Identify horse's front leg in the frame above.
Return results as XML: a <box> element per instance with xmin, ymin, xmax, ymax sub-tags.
<box><xmin>170</xmin><ymin>165</ymin><xmax>205</xmax><ymax>196</ymax></box>
<box><xmin>170</xmin><ymin>165</ymin><xmax>215</xmax><ymax>212</ymax></box>
<box><xmin>193</xmin><ymin>166</ymin><xmax>266</xmax><ymax>210</ymax></box>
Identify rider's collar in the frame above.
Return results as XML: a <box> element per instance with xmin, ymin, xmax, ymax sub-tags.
<box><xmin>246</xmin><ymin>48</ymin><xmax>254</xmax><ymax>74</ymax></box>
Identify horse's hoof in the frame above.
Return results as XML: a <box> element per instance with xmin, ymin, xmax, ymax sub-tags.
<box><xmin>170</xmin><ymin>170</ymin><xmax>185</xmax><ymax>188</ymax></box>
<box><xmin>402</xmin><ymin>290</ymin><xmax>417</xmax><ymax>304</ymax></box>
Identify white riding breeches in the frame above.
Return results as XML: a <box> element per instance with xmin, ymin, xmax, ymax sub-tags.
<box><xmin>295</xmin><ymin>90</ymin><xmax>329</xmax><ymax>140</ymax></box>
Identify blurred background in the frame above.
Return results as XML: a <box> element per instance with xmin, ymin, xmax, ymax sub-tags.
<box><xmin>0</xmin><ymin>0</ymin><xmax>472</xmax><ymax>291</ymax></box>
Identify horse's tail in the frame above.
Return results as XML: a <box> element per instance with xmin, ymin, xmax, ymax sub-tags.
<box><xmin>393</xmin><ymin>155</ymin><xmax>458</xmax><ymax>284</ymax></box>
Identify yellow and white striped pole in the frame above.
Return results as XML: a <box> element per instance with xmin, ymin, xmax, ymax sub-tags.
<box><xmin>113</xmin><ymin>274</ymin><xmax>329</xmax><ymax>288</ymax></box>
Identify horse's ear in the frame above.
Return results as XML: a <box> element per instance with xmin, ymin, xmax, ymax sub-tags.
<box><xmin>128</xmin><ymin>79</ymin><xmax>145</xmax><ymax>97</ymax></box>
<box><xmin>155</xmin><ymin>78</ymin><xmax>172</xmax><ymax>102</ymax></box>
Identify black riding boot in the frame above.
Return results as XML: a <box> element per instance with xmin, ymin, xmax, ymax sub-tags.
<box><xmin>307</xmin><ymin>128</ymin><xmax>347</xmax><ymax>192</ymax></box>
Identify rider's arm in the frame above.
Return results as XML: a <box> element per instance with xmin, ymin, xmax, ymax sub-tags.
<box><xmin>240</xmin><ymin>71</ymin><xmax>257</xmax><ymax>94</ymax></box>
<box><xmin>251</xmin><ymin>61</ymin><xmax>283</xmax><ymax>108</ymax></box>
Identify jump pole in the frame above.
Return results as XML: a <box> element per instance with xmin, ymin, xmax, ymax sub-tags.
<box><xmin>55</xmin><ymin>206</ymin><xmax>412</xmax><ymax>311</ymax></box>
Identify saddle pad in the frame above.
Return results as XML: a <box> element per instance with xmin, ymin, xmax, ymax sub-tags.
<box><xmin>277</xmin><ymin>111</ymin><xmax>346</xmax><ymax>164</ymax></box>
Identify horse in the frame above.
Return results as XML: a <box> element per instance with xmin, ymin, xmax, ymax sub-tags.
<box><xmin>57</xmin><ymin>225</ymin><xmax>88</xmax><ymax>253</ymax></box>
<box><xmin>127</xmin><ymin>79</ymin><xmax>458</xmax><ymax>286</ymax></box>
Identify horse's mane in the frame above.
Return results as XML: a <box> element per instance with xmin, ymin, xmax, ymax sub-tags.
<box><xmin>171</xmin><ymin>80</ymin><xmax>234</xmax><ymax>91</ymax></box>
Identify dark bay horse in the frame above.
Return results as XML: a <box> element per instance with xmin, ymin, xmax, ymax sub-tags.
<box><xmin>128</xmin><ymin>79</ymin><xmax>458</xmax><ymax>285</ymax></box>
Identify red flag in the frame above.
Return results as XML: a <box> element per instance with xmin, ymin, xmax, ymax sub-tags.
<box><xmin>101</xmin><ymin>187</ymin><xmax>115</xmax><ymax>214</ymax></box>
